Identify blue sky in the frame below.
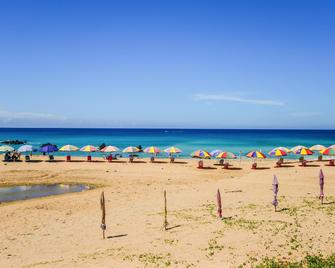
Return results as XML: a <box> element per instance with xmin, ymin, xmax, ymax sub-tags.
<box><xmin>0</xmin><ymin>0</ymin><xmax>334</xmax><ymax>128</ymax></box>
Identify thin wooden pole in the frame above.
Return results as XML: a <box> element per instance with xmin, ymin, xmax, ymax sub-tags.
<box><xmin>163</xmin><ymin>190</ymin><xmax>168</xmax><ymax>230</ymax></box>
<box><xmin>100</xmin><ymin>191</ymin><xmax>106</xmax><ymax>239</ymax></box>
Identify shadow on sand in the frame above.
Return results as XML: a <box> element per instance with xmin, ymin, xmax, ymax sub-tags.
<box><xmin>107</xmin><ymin>234</ymin><xmax>128</xmax><ymax>239</ymax></box>
<box><xmin>166</xmin><ymin>225</ymin><xmax>181</xmax><ymax>231</ymax></box>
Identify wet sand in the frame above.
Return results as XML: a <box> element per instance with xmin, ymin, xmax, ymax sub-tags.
<box><xmin>0</xmin><ymin>156</ymin><xmax>334</xmax><ymax>267</ymax></box>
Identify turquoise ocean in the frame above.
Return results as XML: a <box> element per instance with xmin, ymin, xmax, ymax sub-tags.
<box><xmin>0</xmin><ymin>128</ymin><xmax>334</xmax><ymax>158</ymax></box>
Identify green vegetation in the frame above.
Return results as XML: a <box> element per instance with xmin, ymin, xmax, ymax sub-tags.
<box><xmin>255</xmin><ymin>254</ymin><xmax>335</xmax><ymax>268</ymax></box>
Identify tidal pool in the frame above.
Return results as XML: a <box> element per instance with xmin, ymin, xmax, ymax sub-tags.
<box><xmin>0</xmin><ymin>184</ymin><xmax>90</xmax><ymax>203</ymax></box>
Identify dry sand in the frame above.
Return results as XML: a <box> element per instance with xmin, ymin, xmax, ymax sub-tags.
<box><xmin>0</xmin><ymin>156</ymin><xmax>335</xmax><ymax>267</ymax></box>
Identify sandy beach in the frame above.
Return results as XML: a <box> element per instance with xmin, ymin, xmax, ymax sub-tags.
<box><xmin>0</xmin><ymin>156</ymin><xmax>335</xmax><ymax>267</ymax></box>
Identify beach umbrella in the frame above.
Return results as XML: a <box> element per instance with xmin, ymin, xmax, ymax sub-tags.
<box><xmin>210</xmin><ymin>149</ymin><xmax>223</xmax><ymax>157</ymax></box>
<box><xmin>272</xmin><ymin>175</ymin><xmax>279</xmax><ymax>211</ymax></box>
<box><xmin>271</xmin><ymin>147</ymin><xmax>291</xmax><ymax>153</ymax></box>
<box><xmin>143</xmin><ymin>146</ymin><xmax>161</xmax><ymax>154</ymax></box>
<box><xmin>59</xmin><ymin>145</ymin><xmax>79</xmax><ymax>152</ymax></box>
<box><xmin>40</xmin><ymin>144</ymin><xmax>58</xmax><ymax>153</ymax></box>
<box><xmin>246</xmin><ymin>151</ymin><xmax>266</xmax><ymax>159</ymax></box>
<box><xmin>217</xmin><ymin>189</ymin><xmax>222</xmax><ymax>219</ymax></box>
<box><xmin>0</xmin><ymin>145</ymin><xmax>14</xmax><ymax>152</ymax></box>
<box><xmin>291</xmin><ymin>145</ymin><xmax>307</xmax><ymax>152</ymax></box>
<box><xmin>321</xmin><ymin>147</ymin><xmax>335</xmax><ymax>156</ymax></box>
<box><xmin>164</xmin><ymin>147</ymin><xmax>182</xmax><ymax>154</ymax></box>
<box><xmin>17</xmin><ymin>145</ymin><xmax>33</xmax><ymax>153</ymax></box>
<box><xmin>100</xmin><ymin>146</ymin><xmax>120</xmax><ymax>153</ymax></box>
<box><xmin>319</xmin><ymin>169</ymin><xmax>325</xmax><ymax>204</ymax></box>
<box><xmin>80</xmin><ymin>145</ymin><xmax>97</xmax><ymax>152</ymax></box>
<box><xmin>293</xmin><ymin>147</ymin><xmax>313</xmax><ymax>155</ymax></box>
<box><xmin>216</xmin><ymin>151</ymin><xmax>237</xmax><ymax>159</ymax></box>
<box><xmin>268</xmin><ymin>149</ymin><xmax>288</xmax><ymax>157</ymax></box>
<box><xmin>191</xmin><ymin>150</ymin><xmax>211</xmax><ymax>158</ymax></box>
<box><xmin>310</xmin><ymin>144</ymin><xmax>326</xmax><ymax>151</ymax></box>
<box><xmin>123</xmin><ymin>146</ymin><xmax>140</xmax><ymax>153</ymax></box>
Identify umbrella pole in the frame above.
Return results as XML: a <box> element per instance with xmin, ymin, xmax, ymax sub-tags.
<box><xmin>100</xmin><ymin>191</ymin><xmax>106</xmax><ymax>239</ymax></box>
<box><xmin>163</xmin><ymin>190</ymin><xmax>168</xmax><ymax>230</ymax></box>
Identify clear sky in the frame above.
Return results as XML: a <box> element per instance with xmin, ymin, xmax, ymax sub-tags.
<box><xmin>0</xmin><ymin>0</ymin><xmax>334</xmax><ymax>129</ymax></box>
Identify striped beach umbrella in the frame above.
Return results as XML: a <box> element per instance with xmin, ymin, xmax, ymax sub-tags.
<box><xmin>80</xmin><ymin>145</ymin><xmax>97</xmax><ymax>152</ymax></box>
<box><xmin>216</xmin><ymin>151</ymin><xmax>237</xmax><ymax>159</ymax></box>
<box><xmin>291</xmin><ymin>145</ymin><xmax>307</xmax><ymax>152</ymax></box>
<box><xmin>268</xmin><ymin>149</ymin><xmax>288</xmax><ymax>157</ymax></box>
<box><xmin>0</xmin><ymin>145</ymin><xmax>14</xmax><ymax>152</ymax></box>
<box><xmin>246</xmin><ymin>151</ymin><xmax>266</xmax><ymax>159</ymax></box>
<box><xmin>272</xmin><ymin>147</ymin><xmax>291</xmax><ymax>153</ymax></box>
<box><xmin>321</xmin><ymin>147</ymin><xmax>335</xmax><ymax>156</ymax></box>
<box><xmin>100</xmin><ymin>146</ymin><xmax>120</xmax><ymax>153</ymax></box>
<box><xmin>144</xmin><ymin>146</ymin><xmax>161</xmax><ymax>154</ymax></box>
<box><xmin>191</xmin><ymin>150</ymin><xmax>211</xmax><ymax>159</ymax></box>
<box><xmin>164</xmin><ymin>147</ymin><xmax>182</xmax><ymax>154</ymax></box>
<box><xmin>293</xmin><ymin>147</ymin><xmax>313</xmax><ymax>155</ymax></box>
<box><xmin>310</xmin><ymin>144</ymin><xmax>326</xmax><ymax>151</ymax></box>
<box><xmin>210</xmin><ymin>149</ymin><xmax>223</xmax><ymax>157</ymax></box>
<box><xmin>123</xmin><ymin>146</ymin><xmax>140</xmax><ymax>153</ymax></box>
<box><xmin>59</xmin><ymin>145</ymin><xmax>79</xmax><ymax>152</ymax></box>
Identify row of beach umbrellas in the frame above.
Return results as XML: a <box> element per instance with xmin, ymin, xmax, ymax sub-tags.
<box><xmin>1</xmin><ymin>144</ymin><xmax>335</xmax><ymax>158</ymax></box>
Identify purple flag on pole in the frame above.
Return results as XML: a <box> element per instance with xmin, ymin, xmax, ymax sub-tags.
<box><xmin>319</xmin><ymin>169</ymin><xmax>324</xmax><ymax>203</ymax></box>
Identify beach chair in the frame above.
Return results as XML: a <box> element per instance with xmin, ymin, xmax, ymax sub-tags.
<box><xmin>219</xmin><ymin>159</ymin><xmax>224</xmax><ymax>166</ymax></box>
<box><xmin>87</xmin><ymin>155</ymin><xmax>92</xmax><ymax>162</ymax></box>
<box><xmin>66</xmin><ymin>155</ymin><xmax>71</xmax><ymax>162</ymax></box>
<box><xmin>170</xmin><ymin>156</ymin><xmax>175</xmax><ymax>163</ymax></box>
<box><xmin>329</xmin><ymin>159</ymin><xmax>334</xmax><ymax>166</ymax></box>
<box><xmin>129</xmin><ymin>155</ymin><xmax>134</xmax><ymax>163</ymax></box>
<box><xmin>25</xmin><ymin>155</ymin><xmax>31</xmax><ymax>162</ymax></box>
<box><xmin>49</xmin><ymin>155</ymin><xmax>55</xmax><ymax>161</ymax></box>
<box><xmin>318</xmin><ymin>155</ymin><xmax>323</xmax><ymax>161</ymax></box>
<box><xmin>150</xmin><ymin>156</ymin><xmax>155</xmax><ymax>163</ymax></box>
<box><xmin>197</xmin><ymin>160</ymin><xmax>203</xmax><ymax>169</ymax></box>
<box><xmin>106</xmin><ymin>154</ymin><xmax>113</xmax><ymax>162</ymax></box>
<box><xmin>276</xmin><ymin>160</ymin><xmax>282</xmax><ymax>167</ymax></box>
<box><xmin>299</xmin><ymin>160</ymin><xmax>307</xmax><ymax>167</ymax></box>
<box><xmin>252</xmin><ymin>162</ymin><xmax>257</xmax><ymax>169</ymax></box>
<box><xmin>223</xmin><ymin>162</ymin><xmax>229</xmax><ymax>169</ymax></box>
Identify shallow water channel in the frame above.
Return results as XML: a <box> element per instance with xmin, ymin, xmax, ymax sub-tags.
<box><xmin>0</xmin><ymin>184</ymin><xmax>90</xmax><ymax>203</ymax></box>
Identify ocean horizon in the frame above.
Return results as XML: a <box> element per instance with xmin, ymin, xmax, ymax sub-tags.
<box><xmin>1</xmin><ymin>128</ymin><xmax>334</xmax><ymax>158</ymax></box>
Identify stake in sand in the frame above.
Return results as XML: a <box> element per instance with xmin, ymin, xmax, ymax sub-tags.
<box><xmin>163</xmin><ymin>190</ymin><xmax>168</xmax><ymax>230</ymax></box>
<box><xmin>100</xmin><ymin>191</ymin><xmax>106</xmax><ymax>239</ymax></box>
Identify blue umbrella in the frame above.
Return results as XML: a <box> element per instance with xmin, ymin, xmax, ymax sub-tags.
<box><xmin>40</xmin><ymin>145</ymin><xmax>58</xmax><ymax>153</ymax></box>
